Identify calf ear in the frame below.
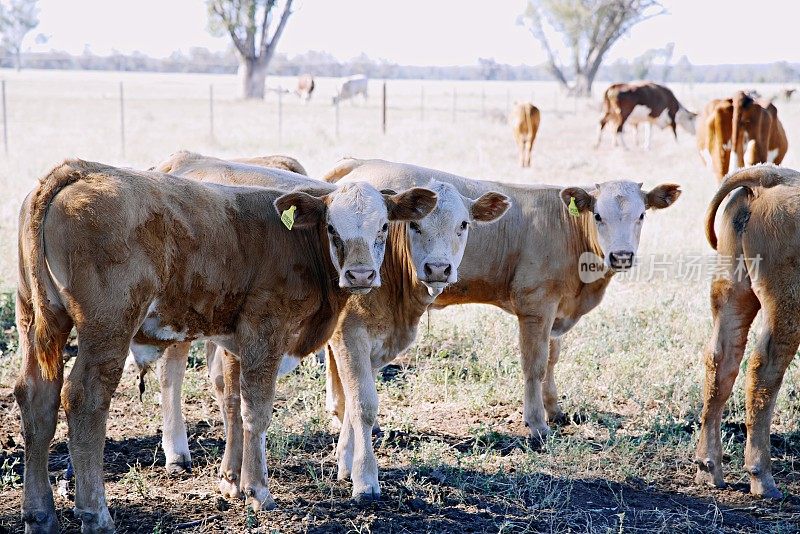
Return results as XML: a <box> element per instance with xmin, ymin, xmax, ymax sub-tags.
<box><xmin>645</xmin><ymin>183</ymin><xmax>681</xmax><ymax>210</ymax></box>
<box><xmin>559</xmin><ymin>187</ymin><xmax>594</xmax><ymax>213</ymax></box>
<box><xmin>471</xmin><ymin>192</ymin><xmax>511</xmax><ymax>222</ymax></box>
<box><xmin>274</xmin><ymin>191</ymin><xmax>327</xmax><ymax>228</ymax></box>
<box><xmin>384</xmin><ymin>187</ymin><xmax>437</xmax><ymax>221</ymax></box>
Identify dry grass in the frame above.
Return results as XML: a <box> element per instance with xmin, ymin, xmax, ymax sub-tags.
<box><xmin>0</xmin><ymin>69</ymin><xmax>799</xmax><ymax>532</ymax></box>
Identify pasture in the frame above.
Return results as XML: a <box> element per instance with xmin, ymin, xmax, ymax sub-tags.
<box><xmin>0</xmin><ymin>69</ymin><xmax>799</xmax><ymax>532</ymax></box>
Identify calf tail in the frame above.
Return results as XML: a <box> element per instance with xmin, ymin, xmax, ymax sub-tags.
<box><xmin>27</xmin><ymin>160</ymin><xmax>84</xmax><ymax>380</ymax></box>
<box><xmin>705</xmin><ymin>165</ymin><xmax>793</xmax><ymax>250</ymax></box>
<box><xmin>321</xmin><ymin>157</ymin><xmax>363</xmax><ymax>183</ymax></box>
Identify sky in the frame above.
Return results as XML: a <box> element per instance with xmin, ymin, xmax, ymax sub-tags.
<box><xmin>29</xmin><ymin>0</ymin><xmax>800</xmax><ymax>66</ymax></box>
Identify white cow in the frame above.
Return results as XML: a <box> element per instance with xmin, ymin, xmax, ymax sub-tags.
<box><xmin>333</xmin><ymin>74</ymin><xmax>368</xmax><ymax>105</ymax></box>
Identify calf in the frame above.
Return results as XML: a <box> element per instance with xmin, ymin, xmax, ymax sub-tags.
<box><xmin>697</xmin><ymin>164</ymin><xmax>800</xmax><ymax>499</ymax></box>
<box><xmin>14</xmin><ymin>159</ymin><xmax>436</xmax><ymax>532</ymax></box>
<box><xmin>597</xmin><ymin>81</ymin><xmax>696</xmax><ymax>149</ymax></box>
<box><xmin>511</xmin><ymin>102</ymin><xmax>541</xmax><ymax>167</ymax></box>
<box><xmin>324</xmin><ymin>159</ymin><xmax>681</xmax><ymax>448</ymax></box>
<box><xmin>730</xmin><ymin>91</ymin><xmax>787</xmax><ymax>173</ymax></box>
<box><xmin>332</xmin><ymin>75</ymin><xmax>368</xmax><ymax>105</ymax></box>
<box><xmin>295</xmin><ymin>74</ymin><xmax>315</xmax><ymax>102</ymax></box>
<box><xmin>696</xmin><ymin>98</ymin><xmax>734</xmax><ymax>181</ymax></box>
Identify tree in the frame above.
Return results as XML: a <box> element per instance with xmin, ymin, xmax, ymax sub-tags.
<box><xmin>0</xmin><ymin>0</ymin><xmax>40</xmax><ymax>71</ymax></box>
<box><xmin>208</xmin><ymin>0</ymin><xmax>294</xmax><ymax>99</ymax></box>
<box><xmin>519</xmin><ymin>0</ymin><xmax>664</xmax><ymax>96</ymax></box>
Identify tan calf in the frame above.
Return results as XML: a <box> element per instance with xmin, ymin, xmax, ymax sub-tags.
<box><xmin>324</xmin><ymin>158</ymin><xmax>681</xmax><ymax>449</ymax></box>
<box><xmin>696</xmin><ymin>164</ymin><xmax>800</xmax><ymax>499</ymax></box>
<box><xmin>14</xmin><ymin>159</ymin><xmax>436</xmax><ymax>532</ymax></box>
<box><xmin>511</xmin><ymin>102</ymin><xmax>540</xmax><ymax>167</ymax></box>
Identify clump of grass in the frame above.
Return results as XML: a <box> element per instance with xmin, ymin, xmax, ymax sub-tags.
<box><xmin>0</xmin><ymin>457</ymin><xmax>22</xmax><ymax>489</ymax></box>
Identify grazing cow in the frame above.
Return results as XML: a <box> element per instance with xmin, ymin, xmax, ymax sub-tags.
<box><xmin>729</xmin><ymin>91</ymin><xmax>788</xmax><ymax>173</ymax></box>
<box><xmin>14</xmin><ymin>159</ymin><xmax>436</xmax><ymax>531</ymax></box>
<box><xmin>324</xmin><ymin>158</ymin><xmax>681</xmax><ymax>449</ymax></box>
<box><xmin>597</xmin><ymin>81</ymin><xmax>696</xmax><ymax>149</ymax></box>
<box><xmin>511</xmin><ymin>102</ymin><xmax>541</xmax><ymax>167</ymax></box>
<box><xmin>295</xmin><ymin>74</ymin><xmax>315</xmax><ymax>101</ymax></box>
<box><xmin>697</xmin><ymin>164</ymin><xmax>800</xmax><ymax>499</ymax></box>
<box><xmin>332</xmin><ymin>75</ymin><xmax>368</xmax><ymax>105</ymax></box>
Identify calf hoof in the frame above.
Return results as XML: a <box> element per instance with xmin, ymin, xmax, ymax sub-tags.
<box><xmin>749</xmin><ymin>473</ymin><xmax>783</xmax><ymax>500</ymax></box>
<box><xmin>22</xmin><ymin>509</ymin><xmax>59</xmax><ymax>534</ymax></box>
<box><xmin>165</xmin><ymin>455</ymin><xmax>192</xmax><ymax>476</ymax></box>
<box><xmin>352</xmin><ymin>487</ymin><xmax>381</xmax><ymax>503</ymax></box>
<box><xmin>337</xmin><ymin>465</ymin><xmax>352</xmax><ymax>482</ymax></box>
<box><xmin>694</xmin><ymin>458</ymin><xmax>725</xmax><ymax>488</ymax></box>
<box><xmin>218</xmin><ymin>477</ymin><xmax>243</xmax><ymax>500</ymax></box>
<box><xmin>526</xmin><ymin>423</ymin><xmax>551</xmax><ymax>450</ymax></box>
<box><xmin>244</xmin><ymin>486</ymin><xmax>276</xmax><ymax>512</ymax></box>
<box><xmin>547</xmin><ymin>410</ymin><xmax>567</xmax><ymax>426</ymax></box>
<box><xmin>73</xmin><ymin>507</ymin><xmax>115</xmax><ymax>534</ymax></box>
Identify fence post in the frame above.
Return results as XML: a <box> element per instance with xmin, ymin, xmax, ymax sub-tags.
<box><xmin>452</xmin><ymin>87</ymin><xmax>457</xmax><ymax>123</ymax></box>
<box><xmin>381</xmin><ymin>81</ymin><xmax>387</xmax><ymax>134</ymax></box>
<box><xmin>119</xmin><ymin>81</ymin><xmax>125</xmax><ymax>157</ymax></box>
<box><xmin>278</xmin><ymin>89</ymin><xmax>283</xmax><ymax>145</ymax></box>
<box><xmin>209</xmin><ymin>84</ymin><xmax>214</xmax><ymax>140</ymax></box>
<box><xmin>420</xmin><ymin>85</ymin><xmax>424</xmax><ymax>122</ymax></box>
<box><xmin>1</xmin><ymin>80</ymin><xmax>7</xmax><ymax>155</ymax></box>
<box><xmin>335</xmin><ymin>99</ymin><xmax>340</xmax><ymax>138</ymax></box>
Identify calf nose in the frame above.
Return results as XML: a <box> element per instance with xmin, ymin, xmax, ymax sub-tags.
<box><xmin>608</xmin><ymin>251</ymin><xmax>634</xmax><ymax>270</ymax></box>
<box><xmin>344</xmin><ymin>268</ymin><xmax>377</xmax><ymax>286</ymax></box>
<box><xmin>423</xmin><ymin>262</ymin><xmax>452</xmax><ymax>282</ymax></box>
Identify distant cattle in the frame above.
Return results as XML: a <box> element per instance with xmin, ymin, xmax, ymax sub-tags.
<box><xmin>698</xmin><ymin>165</ymin><xmax>800</xmax><ymax>499</ymax></box>
<box><xmin>511</xmin><ymin>102</ymin><xmax>541</xmax><ymax>167</ymax></box>
<box><xmin>597</xmin><ymin>81</ymin><xmax>697</xmax><ymax>149</ymax></box>
<box><xmin>332</xmin><ymin>75</ymin><xmax>368</xmax><ymax>105</ymax></box>
<box><xmin>295</xmin><ymin>74</ymin><xmax>315</xmax><ymax>101</ymax></box>
<box><xmin>697</xmin><ymin>93</ymin><xmax>787</xmax><ymax>181</ymax></box>
<box><xmin>13</xmin><ymin>158</ymin><xmax>437</xmax><ymax>531</ymax></box>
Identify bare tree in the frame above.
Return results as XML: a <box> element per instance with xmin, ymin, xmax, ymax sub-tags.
<box><xmin>519</xmin><ymin>0</ymin><xmax>664</xmax><ymax>96</ymax></box>
<box><xmin>0</xmin><ymin>0</ymin><xmax>40</xmax><ymax>71</ymax></box>
<box><xmin>208</xmin><ymin>0</ymin><xmax>294</xmax><ymax>99</ymax></box>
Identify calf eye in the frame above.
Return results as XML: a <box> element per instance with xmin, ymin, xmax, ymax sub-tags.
<box><xmin>460</xmin><ymin>221</ymin><xmax>469</xmax><ymax>230</ymax></box>
<box><xmin>639</xmin><ymin>213</ymin><xmax>645</xmax><ymax>220</ymax></box>
<box><xmin>409</xmin><ymin>222</ymin><xmax>421</xmax><ymax>233</ymax></box>
<box><xmin>594</xmin><ymin>213</ymin><xmax>602</xmax><ymax>222</ymax></box>
<box><xmin>382</xmin><ymin>223</ymin><xmax>389</xmax><ymax>232</ymax></box>
<box><xmin>327</xmin><ymin>224</ymin><xmax>336</xmax><ymax>235</ymax></box>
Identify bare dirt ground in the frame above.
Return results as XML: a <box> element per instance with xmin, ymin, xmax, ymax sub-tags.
<box><xmin>0</xmin><ymin>71</ymin><xmax>799</xmax><ymax>532</ymax></box>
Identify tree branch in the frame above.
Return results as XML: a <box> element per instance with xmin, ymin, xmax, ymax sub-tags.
<box><xmin>261</xmin><ymin>0</ymin><xmax>293</xmax><ymax>65</ymax></box>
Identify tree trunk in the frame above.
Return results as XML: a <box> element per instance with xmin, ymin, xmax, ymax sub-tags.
<box><xmin>572</xmin><ymin>71</ymin><xmax>594</xmax><ymax>97</ymax></box>
<box><xmin>242</xmin><ymin>58</ymin><xmax>268</xmax><ymax>99</ymax></box>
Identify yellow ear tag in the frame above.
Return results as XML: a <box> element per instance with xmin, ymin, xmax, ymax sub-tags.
<box><xmin>281</xmin><ymin>205</ymin><xmax>296</xmax><ymax>230</ymax></box>
<box><xmin>568</xmin><ymin>197</ymin><xmax>580</xmax><ymax>218</ymax></box>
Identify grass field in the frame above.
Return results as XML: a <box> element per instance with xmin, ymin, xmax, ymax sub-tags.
<box><xmin>0</xmin><ymin>69</ymin><xmax>799</xmax><ymax>532</ymax></box>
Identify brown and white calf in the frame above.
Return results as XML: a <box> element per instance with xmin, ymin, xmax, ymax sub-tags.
<box><xmin>295</xmin><ymin>74</ymin><xmax>315</xmax><ymax>102</ymax></box>
<box><xmin>319</xmin><ymin>160</ymin><xmax>510</xmax><ymax>500</ymax></box>
<box><xmin>14</xmin><ymin>159</ymin><xmax>436</xmax><ymax>532</ymax></box>
<box><xmin>511</xmin><ymin>102</ymin><xmax>541</xmax><ymax>167</ymax></box>
<box><xmin>697</xmin><ymin>164</ymin><xmax>800</xmax><ymax>499</ymax></box>
<box><xmin>325</xmin><ymin>158</ymin><xmax>681</xmax><ymax>449</ymax></box>
<box><xmin>597</xmin><ymin>81</ymin><xmax>696</xmax><ymax>149</ymax></box>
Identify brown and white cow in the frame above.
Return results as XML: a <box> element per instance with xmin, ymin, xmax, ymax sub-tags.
<box><xmin>14</xmin><ymin>159</ymin><xmax>436</xmax><ymax>532</ymax></box>
<box><xmin>324</xmin><ymin>158</ymin><xmax>681</xmax><ymax>453</ymax></box>
<box><xmin>729</xmin><ymin>91</ymin><xmax>788</xmax><ymax>173</ymax></box>
<box><xmin>511</xmin><ymin>102</ymin><xmax>541</xmax><ymax>167</ymax></box>
<box><xmin>697</xmin><ymin>164</ymin><xmax>800</xmax><ymax>499</ymax></box>
<box><xmin>597</xmin><ymin>81</ymin><xmax>696</xmax><ymax>150</ymax></box>
<box><xmin>295</xmin><ymin>74</ymin><xmax>315</xmax><ymax>102</ymax></box>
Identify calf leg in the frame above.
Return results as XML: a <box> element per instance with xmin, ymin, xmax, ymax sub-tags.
<box><xmin>62</xmin><ymin>336</ymin><xmax>129</xmax><ymax>534</ymax></box>
<box><xmin>14</xmin><ymin>295</ymin><xmax>71</xmax><ymax>534</ymax></box>
<box><xmin>695</xmin><ymin>278</ymin><xmax>759</xmax><ymax>488</ymax></box>
<box><xmin>206</xmin><ymin>342</ymin><xmax>228</xmax><ymax>433</ymax></box>
<box><xmin>331</xmin><ymin>333</ymin><xmax>380</xmax><ymax>501</ymax></box>
<box><xmin>238</xmin><ymin>344</ymin><xmax>281</xmax><ymax>511</ymax></box>
<box><xmin>325</xmin><ymin>344</ymin><xmax>345</xmax><ymax>430</ymax></box>
<box><xmin>743</xmin><ymin>303</ymin><xmax>800</xmax><ymax>498</ymax></box>
<box><xmin>217</xmin><ymin>349</ymin><xmax>244</xmax><ymax>500</ymax></box>
<box><xmin>157</xmin><ymin>342</ymin><xmax>192</xmax><ymax>474</ymax></box>
<box><xmin>543</xmin><ymin>338</ymin><xmax>564</xmax><ymax>422</ymax></box>
<box><xmin>595</xmin><ymin>116</ymin><xmax>608</xmax><ymax>148</ymax></box>
<box><xmin>517</xmin><ymin>309</ymin><xmax>556</xmax><ymax>445</ymax></box>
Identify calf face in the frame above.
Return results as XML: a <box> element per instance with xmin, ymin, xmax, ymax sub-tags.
<box><xmin>676</xmin><ymin>108</ymin><xmax>698</xmax><ymax>135</ymax></box>
<box><xmin>276</xmin><ymin>182</ymin><xmax>437</xmax><ymax>293</ymax></box>
<box><xmin>408</xmin><ymin>181</ymin><xmax>510</xmax><ymax>292</ymax></box>
<box><xmin>561</xmin><ymin>181</ymin><xmax>681</xmax><ymax>270</ymax></box>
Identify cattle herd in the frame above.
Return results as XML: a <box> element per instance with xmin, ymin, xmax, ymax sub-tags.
<box><xmin>9</xmin><ymin>77</ymin><xmax>798</xmax><ymax>533</ymax></box>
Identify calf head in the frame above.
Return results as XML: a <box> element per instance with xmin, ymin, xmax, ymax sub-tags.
<box><xmin>561</xmin><ymin>181</ymin><xmax>681</xmax><ymax>271</ymax></box>
<box><xmin>407</xmin><ymin>181</ymin><xmax>510</xmax><ymax>294</ymax></box>
<box><xmin>676</xmin><ymin>107</ymin><xmax>697</xmax><ymax>135</ymax></box>
<box><xmin>275</xmin><ymin>182</ymin><xmax>437</xmax><ymax>293</ymax></box>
